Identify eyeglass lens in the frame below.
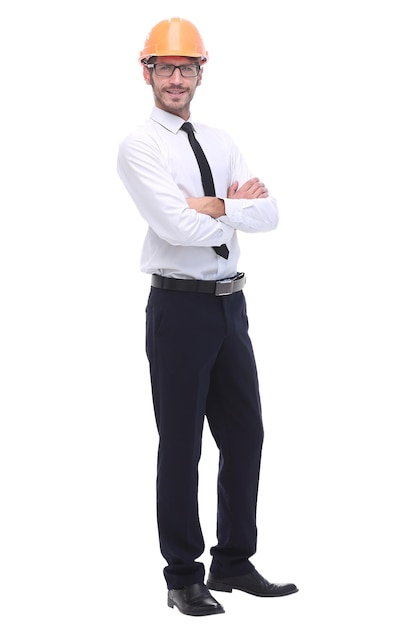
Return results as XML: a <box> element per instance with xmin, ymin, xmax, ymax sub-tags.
<box><xmin>154</xmin><ymin>64</ymin><xmax>199</xmax><ymax>77</ymax></box>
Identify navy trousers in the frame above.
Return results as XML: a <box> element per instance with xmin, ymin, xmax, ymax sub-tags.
<box><xmin>145</xmin><ymin>286</ymin><xmax>264</xmax><ymax>590</ymax></box>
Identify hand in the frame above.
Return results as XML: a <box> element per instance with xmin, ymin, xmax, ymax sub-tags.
<box><xmin>228</xmin><ymin>177</ymin><xmax>269</xmax><ymax>199</ymax></box>
<box><xmin>186</xmin><ymin>196</ymin><xmax>225</xmax><ymax>218</ymax></box>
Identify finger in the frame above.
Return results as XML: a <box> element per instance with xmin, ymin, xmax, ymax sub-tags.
<box><xmin>250</xmin><ymin>182</ymin><xmax>267</xmax><ymax>195</ymax></box>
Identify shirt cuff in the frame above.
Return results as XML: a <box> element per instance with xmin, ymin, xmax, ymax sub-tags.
<box><xmin>218</xmin><ymin>198</ymin><xmax>249</xmax><ymax>224</ymax></box>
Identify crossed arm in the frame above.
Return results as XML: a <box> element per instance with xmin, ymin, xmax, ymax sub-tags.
<box><xmin>186</xmin><ymin>177</ymin><xmax>269</xmax><ymax>219</ymax></box>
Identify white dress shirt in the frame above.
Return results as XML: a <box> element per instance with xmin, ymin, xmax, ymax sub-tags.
<box><xmin>117</xmin><ymin>107</ymin><xmax>279</xmax><ymax>280</ymax></box>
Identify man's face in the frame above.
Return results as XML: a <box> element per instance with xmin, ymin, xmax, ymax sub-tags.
<box><xmin>143</xmin><ymin>56</ymin><xmax>203</xmax><ymax>119</ymax></box>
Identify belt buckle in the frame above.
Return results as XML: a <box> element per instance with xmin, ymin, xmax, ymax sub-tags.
<box><xmin>215</xmin><ymin>278</ymin><xmax>234</xmax><ymax>296</ymax></box>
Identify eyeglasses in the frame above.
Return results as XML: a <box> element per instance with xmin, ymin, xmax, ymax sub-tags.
<box><xmin>146</xmin><ymin>63</ymin><xmax>201</xmax><ymax>78</ymax></box>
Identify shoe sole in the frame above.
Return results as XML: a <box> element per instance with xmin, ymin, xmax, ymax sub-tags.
<box><xmin>207</xmin><ymin>582</ymin><xmax>299</xmax><ymax>597</ymax></box>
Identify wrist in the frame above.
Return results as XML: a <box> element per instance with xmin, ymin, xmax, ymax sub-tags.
<box><xmin>214</xmin><ymin>198</ymin><xmax>226</xmax><ymax>218</ymax></box>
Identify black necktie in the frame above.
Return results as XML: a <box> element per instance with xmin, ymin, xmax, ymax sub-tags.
<box><xmin>181</xmin><ymin>122</ymin><xmax>229</xmax><ymax>259</ymax></box>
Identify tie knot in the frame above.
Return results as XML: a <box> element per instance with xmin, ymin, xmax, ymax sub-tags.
<box><xmin>181</xmin><ymin>122</ymin><xmax>194</xmax><ymax>135</ymax></box>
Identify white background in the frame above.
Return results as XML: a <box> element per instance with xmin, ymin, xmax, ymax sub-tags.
<box><xmin>1</xmin><ymin>1</ymin><xmax>411</xmax><ymax>624</ymax></box>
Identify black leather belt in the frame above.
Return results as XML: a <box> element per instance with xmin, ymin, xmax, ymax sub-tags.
<box><xmin>151</xmin><ymin>272</ymin><xmax>246</xmax><ymax>296</ymax></box>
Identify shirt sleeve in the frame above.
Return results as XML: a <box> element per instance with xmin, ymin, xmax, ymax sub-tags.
<box><xmin>216</xmin><ymin>133</ymin><xmax>280</xmax><ymax>234</ymax></box>
<box><xmin>117</xmin><ymin>131</ymin><xmax>235</xmax><ymax>248</ymax></box>
<box><xmin>221</xmin><ymin>196</ymin><xmax>279</xmax><ymax>233</ymax></box>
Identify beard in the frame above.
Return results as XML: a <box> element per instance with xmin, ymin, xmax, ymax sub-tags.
<box><xmin>151</xmin><ymin>77</ymin><xmax>198</xmax><ymax>117</ymax></box>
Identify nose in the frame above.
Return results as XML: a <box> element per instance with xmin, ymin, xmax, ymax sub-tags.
<box><xmin>170</xmin><ymin>66</ymin><xmax>183</xmax><ymax>82</ymax></box>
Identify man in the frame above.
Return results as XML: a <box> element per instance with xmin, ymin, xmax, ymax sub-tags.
<box><xmin>117</xmin><ymin>17</ymin><xmax>298</xmax><ymax>617</ymax></box>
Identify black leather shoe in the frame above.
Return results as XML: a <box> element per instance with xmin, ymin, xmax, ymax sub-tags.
<box><xmin>207</xmin><ymin>569</ymin><xmax>298</xmax><ymax>597</ymax></box>
<box><xmin>167</xmin><ymin>583</ymin><xmax>225</xmax><ymax>616</ymax></box>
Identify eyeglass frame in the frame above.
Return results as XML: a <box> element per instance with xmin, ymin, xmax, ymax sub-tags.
<box><xmin>145</xmin><ymin>63</ymin><xmax>201</xmax><ymax>78</ymax></box>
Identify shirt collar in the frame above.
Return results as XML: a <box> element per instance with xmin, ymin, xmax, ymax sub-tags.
<box><xmin>150</xmin><ymin>106</ymin><xmax>192</xmax><ymax>134</ymax></box>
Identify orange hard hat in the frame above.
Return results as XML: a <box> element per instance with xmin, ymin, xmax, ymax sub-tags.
<box><xmin>139</xmin><ymin>17</ymin><xmax>208</xmax><ymax>65</ymax></box>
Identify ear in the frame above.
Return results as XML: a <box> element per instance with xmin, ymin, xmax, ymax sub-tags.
<box><xmin>196</xmin><ymin>67</ymin><xmax>204</xmax><ymax>87</ymax></box>
<box><xmin>143</xmin><ymin>65</ymin><xmax>151</xmax><ymax>85</ymax></box>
